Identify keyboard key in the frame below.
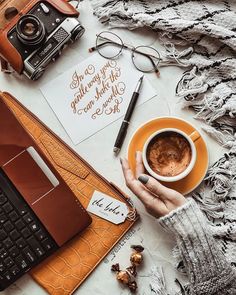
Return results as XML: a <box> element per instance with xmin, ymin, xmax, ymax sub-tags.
<box><xmin>3</xmin><ymin>238</ymin><xmax>13</xmax><ymax>249</ymax></box>
<box><xmin>23</xmin><ymin>247</ymin><xmax>36</xmax><ymax>263</ymax></box>
<box><xmin>27</xmin><ymin>236</ymin><xmax>45</xmax><ymax>257</ymax></box>
<box><xmin>3</xmin><ymin>203</ymin><xmax>13</xmax><ymax>213</ymax></box>
<box><xmin>41</xmin><ymin>238</ymin><xmax>54</xmax><ymax>251</ymax></box>
<box><xmin>0</xmin><ymin>194</ymin><xmax>7</xmax><ymax>205</ymax></box>
<box><xmin>15</xmin><ymin>219</ymin><xmax>25</xmax><ymax>231</ymax></box>
<box><xmin>9</xmin><ymin>246</ymin><xmax>20</xmax><ymax>258</ymax></box>
<box><xmin>3</xmin><ymin>272</ymin><xmax>12</xmax><ymax>281</ymax></box>
<box><xmin>0</xmin><ymin>262</ymin><xmax>4</xmax><ymax>273</ymax></box>
<box><xmin>0</xmin><ymin>213</ymin><xmax>7</xmax><ymax>224</ymax></box>
<box><xmin>3</xmin><ymin>221</ymin><xmax>14</xmax><ymax>232</ymax></box>
<box><xmin>35</xmin><ymin>246</ymin><xmax>45</xmax><ymax>257</ymax></box>
<box><xmin>18</xmin><ymin>208</ymin><xmax>27</xmax><ymax>216</ymax></box>
<box><xmin>0</xmin><ymin>248</ymin><xmax>7</xmax><ymax>259</ymax></box>
<box><xmin>16</xmin><ymin>238</ymin><xmax>26</xmax><ymax>249</ymax></box>
<box><xmin>15</xmin><ymin>255</ymin><xmax>29</xmax><ymax>270</ymax></box>
<box><xmin>4</xmin><ymin>257</ymin><xmax>14</xmax><ymax>268</ymax></box>
<box><xmin>10</xmin><ymin>265</ymin><xmax>20</xmax><ymax>276</ymax></box>
<box><xmin>29</xmin><ymin>222</ymin><xmax>39</xmax><ymax>232</ymax></box>
<box><xmin>23</xmin><ymin>213</ymin><xmax>33</xmax><ymax>224</ymax></box>
<box><xmin>9</xmin><ymin>211</ymin><xmax>19</xmax><ymax>222</ymax></box>
<box><xmin>10</xmin><ymin>230</ymin><xmax>20</xmax><ymax>241</ymax></box>
<box><xmin>0</xmin><ymin>230</ymin><xmax>7</xmax><ymax>241</ymax></box>
<box><xmin>27</xmin><ymin>236</ymin><xmax>39</xmax><ymax>249</ymax></box>
<box><xmin>21</xmin><ymin>228</ymin><xmax>31</xmax><ymax>239</ymax></box>
<box><xmin>35</xmin><ymin>229</ymin><xmax>47</xmax><ymax>241</ymax></box>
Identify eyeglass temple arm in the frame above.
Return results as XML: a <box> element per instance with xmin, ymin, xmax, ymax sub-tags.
<box><xmin>89</xmin><ymin>41</ymin><xmax>123</xmax><ymax>52</ymax></box>
<box><xmin>89</xmin><ymin>35</ymin><xmax>124</xmax><ymax>52</ymax></box>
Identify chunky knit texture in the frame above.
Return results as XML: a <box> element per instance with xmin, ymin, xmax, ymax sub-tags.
<box><xmin>159</xmin><ymin>198</ymin><xmax>236</xmax><ymax>295</ymax></box>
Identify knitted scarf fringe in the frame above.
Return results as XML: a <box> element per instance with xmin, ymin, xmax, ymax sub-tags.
<box><xmin>149</xmin><ymin>266</ymin><xmax>169</xmax><ymax>295</ymax></box>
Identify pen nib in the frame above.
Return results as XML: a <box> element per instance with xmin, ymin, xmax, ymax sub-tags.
<box><xmin>113</xmin><ymin>147</ymin><xmax>120</xmax><ymax>155</ymax></box>
<box><xmin>134</xmin><ymin>75</ymin><xmax>144</xmax><ymax>93</ymax></box>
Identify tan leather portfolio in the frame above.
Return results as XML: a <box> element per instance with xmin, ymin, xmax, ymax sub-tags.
<box><xmin>0</xmin><ymin>91</ymin><xmax>138</xmax><ymax>295</ymax></box>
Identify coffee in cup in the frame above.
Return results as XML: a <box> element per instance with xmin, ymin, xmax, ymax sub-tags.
<box><xmin>142</xmin><ymin>128</ymin><xmax>201</xmax><ymax>182</ymax></box>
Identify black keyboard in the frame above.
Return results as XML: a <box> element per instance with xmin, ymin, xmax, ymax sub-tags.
<box><xmin>0</xmin><ymin>169</ymin><xmax>58</xmax><ymax>291</ymax></box>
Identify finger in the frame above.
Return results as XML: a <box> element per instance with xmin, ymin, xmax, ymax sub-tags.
<box><xmin>121</xmin><ymin>158</ymin><xmax>159</xmax><ymax>204</ymax></box>
<box><xmin>138</xmin><ymin>174</ymin><xmax>171</xmax><ymax>199</ymax></box>
<box><xmin>120</xmin><ymin>157</ymin><xmax>136</xmax><ymax>183</ymax></box>
<box><xmin>135</xmin><ymin>151</ymin><xmax>145</xmax><ymax>178</ymax></box>
<box><xmin>120</xmin><ymin>159</ymin><xmax>168</xmax><ymax>217</ymax></box>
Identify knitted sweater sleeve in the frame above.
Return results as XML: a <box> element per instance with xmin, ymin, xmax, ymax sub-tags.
<box><xmin>158</xmin><ymin>198</ymin><xmax>236</xmax><ymax>295</ymax></box>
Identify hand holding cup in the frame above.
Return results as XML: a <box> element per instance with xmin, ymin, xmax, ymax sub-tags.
<box><xmin>120</xmin><ymin>152</ymin><xmax>186</xmax><ymax>218</ymax></box>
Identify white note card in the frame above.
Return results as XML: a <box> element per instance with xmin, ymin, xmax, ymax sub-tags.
<box><xmin>87</xmin><ymin>191</ymin><xmax>129</xmax><ymax>224</ymax></box>
<box><xmin>40</xmin><ymin>53</ymin><xmax>156</xmax><ymax>144</ymax></box>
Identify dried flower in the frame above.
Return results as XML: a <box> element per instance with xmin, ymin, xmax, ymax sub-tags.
<box><xmin>130</xmin><ymin>245</ymin><xmax>144</xmax><ymax>266</ymax></box>
<box><xmin>111</xmin><ymin>264</ymin><xmax>138</xmax><ymax>292</ymax></box>
<box><xmin>130</xmin><ymin>252</ymin><xmax>143</xmax><ymax>266</ymax></box>
<box><xmin>116</xmin><ymin>270</ymin><xmax>131</xmax><ymax>284</ymax></box>
<box><xmin>110</xmin><ymin>245</ymin><xmax>144</xmax><ymax>293</ymax></box>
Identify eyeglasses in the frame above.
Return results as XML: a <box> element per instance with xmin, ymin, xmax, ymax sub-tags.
<box><xmin>89</xmin><ymin>31</ymin><xmax>161</xmax><ymax>77</ymax></box>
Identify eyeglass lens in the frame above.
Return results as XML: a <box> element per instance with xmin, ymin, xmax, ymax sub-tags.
<box><xmin>132</xmin><ymin>46</ymin><xmax>160</xmax><ymax>73</ymax></box>
<box><xmin>96</xmin><ymin>31</ymin><xmax>123</xmax><ymax>59</ymax></box>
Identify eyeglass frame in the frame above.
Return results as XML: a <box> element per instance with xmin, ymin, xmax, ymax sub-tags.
<box><xmin>89</xmin><ymin>31</ymin><xmax>161</xmax><ymax>76</ymax></box>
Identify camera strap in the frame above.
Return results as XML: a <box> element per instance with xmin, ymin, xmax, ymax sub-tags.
<box><xmin>0</xmin><ymin>57</ymin><xmax>12</xmax><ymax>74</ymax></box>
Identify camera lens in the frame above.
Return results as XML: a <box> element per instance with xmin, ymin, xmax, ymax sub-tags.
<box><xmin>71</xmin><ymin>25</ymin><xmax>85</xmax><ymax>42</ymax></box>
<box><xmin>16</xmin><ymin>15</ymin><xmax>45</xmax><ymax>46</ymax></box>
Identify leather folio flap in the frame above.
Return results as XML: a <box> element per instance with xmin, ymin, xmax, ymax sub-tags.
<box><xmin>0</xmin><ymin>92</ymin><xmax>137</xmax><ymax>295</ymax></box>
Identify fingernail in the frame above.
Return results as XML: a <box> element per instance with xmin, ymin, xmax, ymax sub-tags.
<box><xmin>138</xmin><ymin>175</ymin><xmax>149</xmax><ymax>184</ymax></box>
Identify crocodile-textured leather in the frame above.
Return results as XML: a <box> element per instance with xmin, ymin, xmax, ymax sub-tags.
<box><xmin>1</xmin><ymin>92</ymin><xmax>137</xmax><ymax>295</ymax></box>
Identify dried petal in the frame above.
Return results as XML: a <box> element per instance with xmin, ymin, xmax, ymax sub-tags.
<box><xmin>128</xmin><ymin>281</ymin><xmax>138</xmax><ymax>293</ymax></box>
<box><xmin>126</xmin><ymin>265</ymin><xmax>137</xmax><ymax>277</ymax></box>
<box><xmin>131</xmin><ymin>245</ymin><xmax>144</xmax><ymax>252</ymax></box>
<box><xmin>111</xmin><ymin>263</ymin><xmax>120</xmax><ymax>272</ymax></box>
<box><xmin>116</xmin><ymin>270</ymin><xmax>130</xmax><ymax>284</ymax></box>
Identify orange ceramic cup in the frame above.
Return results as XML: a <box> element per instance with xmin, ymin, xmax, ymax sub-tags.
<box><xmin>128</xmin><ymin>117</ymin><xmax>209</xmax><ymax>195</ymax></box>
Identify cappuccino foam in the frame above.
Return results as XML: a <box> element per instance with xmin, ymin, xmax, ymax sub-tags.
<box><xmin>146</xmin><ymin>131</ymin><xmax>192</xmax><ymax>177</ymax></box>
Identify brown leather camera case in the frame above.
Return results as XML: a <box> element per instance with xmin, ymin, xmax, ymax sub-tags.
<box><xmin>0</xmin><ymin>91</ymin><xmax>138</xmax><ymax>295</ymax></box>
<box><xmin>0</xmin><ymin>0</ymin><xmax>79</xmax><ymax>73</ymax></box>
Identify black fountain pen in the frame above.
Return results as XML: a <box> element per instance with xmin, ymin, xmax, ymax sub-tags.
<box><xmin>113</xmin><ymin>75</ymin><xmax>144</xmax><ymax>155</ymax></box>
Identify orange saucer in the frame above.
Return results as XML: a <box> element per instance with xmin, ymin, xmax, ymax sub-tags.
<box><xmin>127</xmin><ymin>117</ymin><xmax>209</xmax><ymax>195</ymax></box>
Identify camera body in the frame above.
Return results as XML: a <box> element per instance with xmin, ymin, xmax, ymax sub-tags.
<box><xmin>0</xmin><ymin>0</ymin><xmax>84</xmax><ymax>80</ymax></box>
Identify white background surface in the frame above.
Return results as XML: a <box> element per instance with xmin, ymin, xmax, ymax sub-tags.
<box><xmin>0</xmin><ymin>1</ymin><xmax>227</xmax><ymax>294</ymax></box>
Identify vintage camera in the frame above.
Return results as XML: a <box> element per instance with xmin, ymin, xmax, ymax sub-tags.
<box><xmin>0</xmin><ymin>0</ymin><xmax>84</xmax><ymax>80</ymax></box>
